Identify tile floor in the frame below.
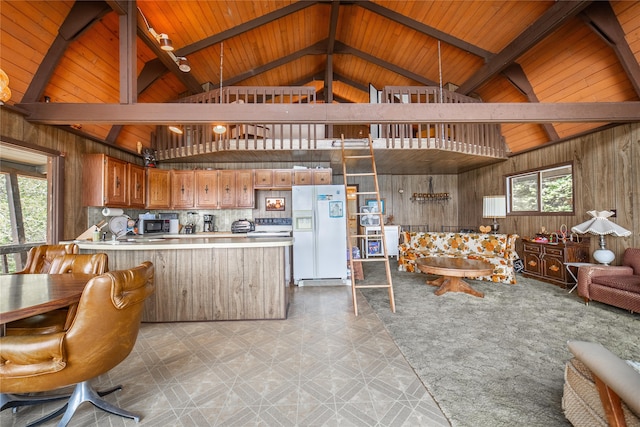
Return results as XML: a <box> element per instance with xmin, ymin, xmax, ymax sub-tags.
<box><xmin>2</xmin><ymin>285</ymin><xmax>450</xmax><ymax>427</ymax></box>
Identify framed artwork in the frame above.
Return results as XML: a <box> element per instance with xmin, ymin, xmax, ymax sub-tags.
<box><xmin>365</xmin><ymin>198</ymin><xmax>385</xmax><ymax>214</ymax></box>
<box><xmin>265</xmin><ymin>197</ymin><xmax>285</xmax><ymax>211</ymax></box>
<box><xmin>329</xmin><ymin>200</ymin><xmax>344</xmax><ymax>218</ymax></box>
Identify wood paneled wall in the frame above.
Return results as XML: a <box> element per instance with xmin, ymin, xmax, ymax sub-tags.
<box><xmin>3</xmin><ymin>107</ymin><xmax>637</xmax><ymax>262</ymax></box>
<box><xmin>457</xmin><ymin>123</ymin><xmax>640</xmax><ymax>262</ymax></box>
<box><xmin>1</xmin><ymin>108</ymin><xmax>142</xmax><ymax>240</ymax></box>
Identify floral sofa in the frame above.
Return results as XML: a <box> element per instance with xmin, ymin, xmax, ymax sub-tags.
<box><xmin>398</xmin><ymin>231</ymin><xmax>520</xmax><ymax>284</ymax></box>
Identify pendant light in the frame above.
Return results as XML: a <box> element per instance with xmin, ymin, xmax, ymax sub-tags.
<box><xmin>213</xmin><ymin>41</ymin><xmax>227</xmax><ymax>134</ymax></box>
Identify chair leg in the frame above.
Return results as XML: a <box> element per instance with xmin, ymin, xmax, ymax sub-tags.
<box><xmin>58</xmin><ymin>381</ymin><xmax>139</xmax><ymax>427</ymax></box>
<box><xmin>1</xmin><ymin>392</ymin><xmax>70</xmax><ymax>412</ymax></box>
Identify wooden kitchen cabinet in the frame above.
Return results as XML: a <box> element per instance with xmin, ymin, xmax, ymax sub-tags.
<box><xmin>294</xmin><ymin>168</ymin><xmax>332</xmax><ymax>185</ymax></box>
<box><xmin>195</xmin><ymin>170</ymin><xmax>219</xmax><ymax>208</ymax></box>
<box><xmin>235</xmin><ymin>170</ymin><xmax>254</xmax><ymax>207</ymax></box>
<box><xmin>313</xmin><ymin>168</ymin><xmax>332</xmax><ymax>184</ymax></box>
<box><xmin>82</xmin><ymin>154</ymin><xmax>128</xmax><ymax>207</ymax></box>
<box><xmin>254</xmin><ymin>169</ymin><xmax>274</xmax><ymax>188</ymax></box>
<box><xmin>293</xmin><ymin>169</ymin><xmax>312</xmax><ymax>185</ymax></box>
<box><xmin>171</xmin><ymin>170</ymin><xmax>195</xmax><ymax>208</ymax></box>
<box><xmin>522</xmin><ymin>239</ymin><xmax>590</xmax><ymax>288</ymax></box>
<box><xmin>146</xmin><ymin>168</ymin><xmax>171</xmax><ymax>209</ymax></box>
<box><xmin>255</xmin><ymin>169</ymin><xmax>292</xmax><ymax>189</ymax></box>
<box><xmin>128</xmin><ymin>163</ymin><xmax>146</xmax><ymax>208</ymax></box>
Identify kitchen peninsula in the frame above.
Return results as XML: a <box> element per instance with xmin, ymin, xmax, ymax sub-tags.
<box><xmin>75</xmin><ymin>236</ymin><xmax>292</xmax><ymax>322</ymax></box>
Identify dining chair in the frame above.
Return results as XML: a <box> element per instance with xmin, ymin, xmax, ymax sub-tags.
<box><xmin>4</xmin><ymin>253</ymin><xmax>109</xmax><ymax>336</ymax></box>
<box><xmin>0</xmin><ymin>261</ymin><xmax>155</xmax><ymax>426</ymax></box>
<box><xmin>15</xmin><ymin>243</ymin><xmax>79</xmax><ymax>274</ymax></box>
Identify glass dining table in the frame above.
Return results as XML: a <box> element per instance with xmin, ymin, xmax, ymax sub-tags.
<box><xmin>0</xmin><ymin>273</ymin><xmax>95</xmax><ymax>327</ymax></box>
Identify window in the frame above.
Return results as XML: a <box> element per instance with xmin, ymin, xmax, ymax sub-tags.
<box><xmin>0</xmin><ymin>142</ymin><xmax>62</xmax><ymax>273</ymax></box>
<box><xmin>507</xmin><ymin>163</ymin><xmax>574</xmax><ymax>215</ymax></box>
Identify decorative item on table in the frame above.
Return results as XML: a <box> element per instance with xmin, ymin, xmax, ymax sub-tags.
<box><xmin>571</xmin><ymin>210</ymin><xmax>631</xmax><ymax>265</ymax></box>
<box><xmin>478</xmin><ymin>225</ymin><xmax>491</xmax><ymax>234</ymax></box>
<box><xmin>482</xmin><ymin>195</ymin><xmax>506</xmax><ymax>233</ymax></box>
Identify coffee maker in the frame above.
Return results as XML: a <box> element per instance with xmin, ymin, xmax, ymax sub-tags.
<box><xmin>203</xmin><ymin>214</ymin><xmax>216</xmax><ymax>232</ymax></box>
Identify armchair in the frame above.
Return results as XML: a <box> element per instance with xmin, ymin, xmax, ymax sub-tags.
<box><xmin>15</xmin><ymin>243</ymin><xmax>78</xmax><ymax>274</ymax></box>
<box><xmin>577</xmin><ymin>248</ymin><xmax>640</xmax><ymax>313</ymax></box>
<box><xmin>0</xmin><ymin>261</ymin><xmax>154</xmax><ymax>426</ymax></box>
<box><xmin>5</xmin><ymin>253</ymin><xmax>109</xmax><ymax>336</ymax></box>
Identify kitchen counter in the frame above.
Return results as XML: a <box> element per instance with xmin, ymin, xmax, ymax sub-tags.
<box><xmin>77</xmin><ymin>235</ymin><xmax>292</xmax><ymax>322</ymax></box>
<box><xmin>72</xmin><ymin>235</ymin><xmax>292</xmax><ymax>250</ymax></box>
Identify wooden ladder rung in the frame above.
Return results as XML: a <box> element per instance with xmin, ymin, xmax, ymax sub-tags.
<box><xmin>355</xmin><ymin>284</ymin><xmax>393</xmax><ymax>289</ymax></box>
<box><xmin>345</xmin><ymin>172</ymin><xmax>376</xmax><ymax>177</ymax></box>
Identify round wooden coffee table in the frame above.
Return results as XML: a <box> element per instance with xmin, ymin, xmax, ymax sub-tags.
<box><xmin>415</xmin><ymin>257</ymin><xmax>494</xmax><ymax>298</ymax></box>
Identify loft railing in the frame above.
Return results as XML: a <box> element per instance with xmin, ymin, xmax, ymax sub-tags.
<box><xmin>152</xmin><ymin>85</ymin><xmax>506</xmax><ymax>160</ymax></box>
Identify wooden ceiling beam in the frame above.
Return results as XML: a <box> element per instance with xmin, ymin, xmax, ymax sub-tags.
<box><xmin>135</xmin><ymin>17</ymin><xmax>202</xmax><ymax>94</ymax></box>
<box><xmin>501</xmin><ymin>64</ymin><xmax>559</xmax><ymax>142</ymax></box>
<box><xmin>176</xmin><ymin>1</ymin><xmax>319</xmax><ymax>57</ymax></box>
<box><xmin>119</xmin><ymin>1</ymin><xmax>137</xmax><ymax>104</ymax></box>
<box><xmin>457</xmin><ymin>1</ymin><xmax>592</xmax><ymax>95</ymax></box>
<box><xmin>354</xmin><ymin>1</ymin><xmax>492</xmax><ymax>60</ymax></box>
<box><xmin>333</xmin><ymin>41</ymin><xmax>437</xmax><ymax>86</ymax></box>
<box><xmin>19</xmin><ymin>102</ymin><xmax>640</xmax><ymax>124</ymax></box>
<box><xmin>580</xmin><ymin>2</ymin><xmax>640</xmax><ymax>97</ymax></box>
<box><xmin>222</xmin><ymin>40</ymin><xmax>327</xmax><ymax>86</ymax></box>
<box><xmin>22</xmin><ymin>1</ymin><xmax>112</xmax><ymax>102</ymax></box>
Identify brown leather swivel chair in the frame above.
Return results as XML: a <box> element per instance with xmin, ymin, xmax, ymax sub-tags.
<box><xmin>15</xmin><ymin>243</ymin><xmax>79</xmax><ymax>274</ymax></box>
<box><xmin>0</xmin><ymin>261</ymin><xmax>154</xmax><ymax>426</ymax></box>
<box><xmin>5</xmin><ymin>253</ymin><xmax>109</xmax><ymax>336</ymax></box>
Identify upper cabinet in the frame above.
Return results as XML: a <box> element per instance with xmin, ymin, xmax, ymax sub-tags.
<box><xmin>195</xmin><ymin>170</ymin><xmax>219</xmax><ymax>208</ymax></box>
<box><xmin>128</xmin><ymin>164</ymin><xmax>146</xmax><ymax>208</ymax></box>
<box><xmin>171</xmin><ymin>170</ymin><xmax>195</xmax><ymax>209</ymax></box>
<box><xmin>82</xmin><ymin>154</ymin><xmax>131</xmax><ymax>207</ymax></box>
<box><xmin>293</xmin><ymin>168</ymin><xmax>332</xmax><ymax>186</ymax></box>
<box><xmin>255</xmin><ymin>169</ymin><xmax>292</xmax><ymax>189</ymax></box>
<box><xmin>146</xmin><ymin>168</ymin><xmax>171</xmax><ymax>209</ymax></box>
<box><xmin>219</xmin><ymin>170</ymin><xmax>254</xmax><ymax>209</ymax></box>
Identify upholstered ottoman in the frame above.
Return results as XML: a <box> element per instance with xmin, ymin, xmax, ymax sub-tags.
<box><xmin>562</xmin><ymin>341</ymin><xmax>640</xmax><ymax>427</ymax></box>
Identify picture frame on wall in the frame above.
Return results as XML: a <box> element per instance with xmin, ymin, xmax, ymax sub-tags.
<box><xmin>266</xmin><ymin>197</ymin><xmax>285</xmax><ymax>211</ymax></box>
<box><xmin>365</xmin><ymin>198</ymin><xmax>385</xmax><ymax>214</ymax></box>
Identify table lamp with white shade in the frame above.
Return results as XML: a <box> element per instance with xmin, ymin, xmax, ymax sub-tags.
<box><xmin>571</xmin><ymin>210</ymin><xmax>631</xmax><ymax>265</ymax></box>
<box><xmin>483</xmin><ymin>195</ymin><xmax>507</xmax><ymax>233</ymax></box>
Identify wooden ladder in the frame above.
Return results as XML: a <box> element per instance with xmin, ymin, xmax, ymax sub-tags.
<box><xmin>341</xmin><ymin>134</ymin><xmax>396</xmax><ymax>316</ymax></box>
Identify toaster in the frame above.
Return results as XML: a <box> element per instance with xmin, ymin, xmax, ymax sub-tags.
<box><xmin>231</xmin><ymin>219</ymin><xmax>255</xmax><ymax>233</ymax></box>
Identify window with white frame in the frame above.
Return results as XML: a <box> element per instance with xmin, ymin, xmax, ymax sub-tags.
<box><xmin>506</xmin><ymin>163</ymin><xmax>574</xmax><ymax>215</ymax></box>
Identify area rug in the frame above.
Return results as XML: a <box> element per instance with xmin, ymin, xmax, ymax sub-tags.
<box><xmin>358</xmin><ymin>262</ymin><xmax>640</xmax><ymax>427</ymax></box>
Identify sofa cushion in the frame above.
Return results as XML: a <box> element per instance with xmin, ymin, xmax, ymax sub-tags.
<box><xmin>591</xmin><ymin>275</ymin><xmax>640</xmax><ymax>292</ymax></box>
<box><xmin>622</xmin><ymin>248</ymin><xmax>640</xmax><ymax>276</ymax></box>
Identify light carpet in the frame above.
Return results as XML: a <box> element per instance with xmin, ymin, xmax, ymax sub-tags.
<box><xmin>358</xmin><ymin>262</ymin><xmax>640</xmax><ymax>427</ymax></box>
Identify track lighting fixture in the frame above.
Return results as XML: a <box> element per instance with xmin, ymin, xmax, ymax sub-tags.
<box><xmin>168</xmin><ymin>125</ymin><xmax>183</xmax><ymax>135</ymax></box>
<box><xmin>176</xmin><ymin>57</ymin><xmax>190</xmax><ymax>73</ymax></box>
<box><xmin>138</xmin><ymin>8</ymin><xmax>190</xmax><ymax>73</ymax></box>
<box><xmin>157</xmin><ymin>33</ymin><xmax>173</xmax><ymax>51</ymax></box>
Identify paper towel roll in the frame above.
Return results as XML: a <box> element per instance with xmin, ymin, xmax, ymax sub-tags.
<box><xmin>102</xmin><ymin>207</ymin><xmax>124</xmax><ymax>217</ymax></box>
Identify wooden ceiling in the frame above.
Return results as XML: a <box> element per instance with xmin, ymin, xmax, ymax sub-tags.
<box><xmin>1</xmin><ymin>1</ymin><xmax>639</xmax><ymax>171</ymax></box>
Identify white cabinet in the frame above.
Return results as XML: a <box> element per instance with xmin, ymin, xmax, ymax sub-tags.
<box><xmin>362</xmin><ymin>225</ymin><xmax>400</xmax><ymax>258</ymax></box>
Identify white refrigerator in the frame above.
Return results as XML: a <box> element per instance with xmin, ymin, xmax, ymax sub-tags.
<box><xmin>292</xmin><ymin>185</ymin><xmax>348</xmax><ymax>285</ymax></box>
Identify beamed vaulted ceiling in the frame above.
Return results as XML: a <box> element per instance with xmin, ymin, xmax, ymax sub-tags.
<box><xmin>1</xmin><ymin>1</ymin><xmax>639</xmax><ymax>172</ymax></box>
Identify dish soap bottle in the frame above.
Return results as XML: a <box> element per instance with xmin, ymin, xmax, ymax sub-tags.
<box><xmin>92</xmin><ymin>226</ymin><xmax>100</xmax><ymax>242</ymax></box>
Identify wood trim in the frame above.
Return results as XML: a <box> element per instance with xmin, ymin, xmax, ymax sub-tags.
<box><xmin>18</xmin><ymin>101</ymin><xmax>640</xmax><ymax>124</ymax></box>
<box><xmin>593</xmin><ymin>374</ymin><xmax>628</xmax><ymax>427</ymax></box>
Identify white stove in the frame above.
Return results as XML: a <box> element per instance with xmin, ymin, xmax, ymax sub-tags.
<box><xmin>247</xmin><ymin>218</ymin><xmax>292</xmax><ymax>237</ymax></box>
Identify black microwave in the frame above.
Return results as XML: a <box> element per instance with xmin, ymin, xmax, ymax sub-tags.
<box><xmin>140</xmin><ymin>219</ymin><xmax>169</xmax><ymax>234</ymax></box>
